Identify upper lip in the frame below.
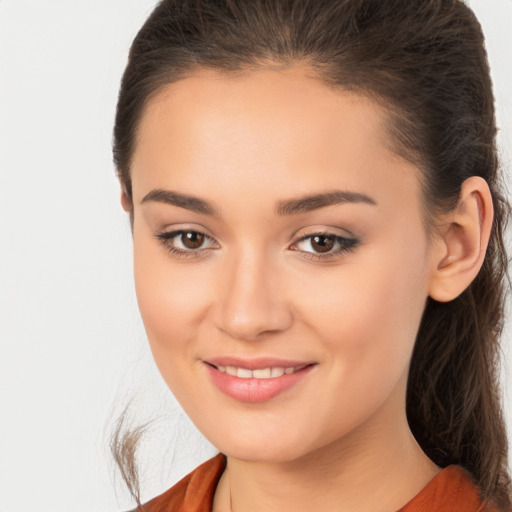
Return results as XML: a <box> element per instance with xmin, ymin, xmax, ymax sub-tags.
<box><xmin>204</xmin><ymin>356</ymin><xmax>316</xmax><ymax>370</ymax></box>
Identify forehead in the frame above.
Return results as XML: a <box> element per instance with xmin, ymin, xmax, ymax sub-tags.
<box><xmin>135</xmin><ymin>66</ymin><xmax>389</xmax><ymax>164</ymax></box>
<box><xmin>131</xmin><ymin>66</ymin><xmax>421</xmax><ymax>215</ymax></box>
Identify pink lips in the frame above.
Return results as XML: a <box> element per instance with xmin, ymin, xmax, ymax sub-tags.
<box><xmin>204</xmin><ymin>357</ymin><xmax>316</xmax><ymax>403</ymax></box>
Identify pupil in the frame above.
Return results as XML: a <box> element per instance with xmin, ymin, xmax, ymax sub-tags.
<box><xmin>312</xmin><ymin>235</ymin><xmax>334</xmax><ymax>253</ymax></box>
<box><xmin>182</xmin><ymin>232</ymin><xmax>204</xmax><ymax>249</ymax></box>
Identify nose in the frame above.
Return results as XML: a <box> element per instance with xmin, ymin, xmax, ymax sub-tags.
<box><xmin>214</xmin><ymin>250</ymin><xmax>293</xmax><ymax>342</ymax></box>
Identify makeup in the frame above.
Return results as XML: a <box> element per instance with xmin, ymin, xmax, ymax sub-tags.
<box><xmin>204</xmin><ymin>358</ymin><xmax>316</xmax><ymax>403</ymax></box>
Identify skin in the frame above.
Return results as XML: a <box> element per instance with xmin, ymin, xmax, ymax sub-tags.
<box><xmin>125</xmin><ymin>66</ymin><xmax>493</xmax><ymax>512</ymax></box>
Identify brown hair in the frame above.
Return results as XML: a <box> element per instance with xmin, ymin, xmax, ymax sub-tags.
<box><xmin>112</xmin><ymin>0</ymin><xmax>511</xmax><ymax>509</ymax></box>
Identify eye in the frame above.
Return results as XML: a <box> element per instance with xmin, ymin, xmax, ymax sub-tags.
<box><xmin>291</xmin><ymin>232</ymin><xmax>359</xmax><ymax>261</ymax></box>
<box><xmin>155</xmin><ymin>229</ymin><xmax>219</xmax><ymax>259</ymax></box>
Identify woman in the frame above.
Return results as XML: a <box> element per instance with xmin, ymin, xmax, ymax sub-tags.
<box><xmin>111</xmin><ymin>0</ymin><xmax>511</xmax><ymax>510</ymax></box>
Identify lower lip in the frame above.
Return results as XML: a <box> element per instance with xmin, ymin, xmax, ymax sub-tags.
<box><xmin>205</xmin><ymin>364</ymin><xmax>315</xmax><ymax>403</ymax></box>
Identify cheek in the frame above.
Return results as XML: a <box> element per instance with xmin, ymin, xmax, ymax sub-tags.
<box><xmin>132</xmin><ymin>236</ymin><xmax>210</xmax><ymax>369</ymax></box>
<box><xmin>280</xmin><ymin>246</ymin><xmax>429</xmax><ymax>444</ymax></box>
<box><xmin>290</xmin><ymin>239</ymin><xmax>429</xmax><ymax>385</ymax></box>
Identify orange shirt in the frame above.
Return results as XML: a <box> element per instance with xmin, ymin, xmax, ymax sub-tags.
<box><xmin>142</xmin><ymin>453</ymin><xmax>495</xmax><ymax>511</ymax></box>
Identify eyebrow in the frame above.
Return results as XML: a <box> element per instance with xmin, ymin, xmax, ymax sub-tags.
<box><xmin>141</xmin><ymin>189</ymin><xmax>217</xmax><ymax>215</ymax></box>
<box><xmin>141</xmin><ymin>188</ymin><xmax>377</xmax><ymax>216</ymax></box>
<box><xmin>276</xmin><ymin>190</ymin><xmax>377</xmax><ymax>215</ymax></box>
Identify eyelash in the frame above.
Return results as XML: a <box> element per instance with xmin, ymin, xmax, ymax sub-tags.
<box><xmin>154</xmin><ymin>229</ymin><xmax>359</xmax><ymax>261</ymax></box>
<box><xmin>155</xmin><ymin>230</ymin><xmax>219</xmax><ymax>260</ymax></box>
<box><xmin>292</xmin><ymin>232</ymin><xmax>359</xmax><ymax>261</ymax></box>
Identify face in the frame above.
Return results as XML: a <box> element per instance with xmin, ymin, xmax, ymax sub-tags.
<box><xmin>129</xmin><ymin>66</ymin><xmax>437</xmax><ymax>463</ymax></box>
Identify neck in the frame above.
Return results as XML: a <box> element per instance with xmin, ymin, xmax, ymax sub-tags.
<box><xmin>213</xmin><ymin>386</ymin><xmax>440</xmax><ymax>512</ymax></box>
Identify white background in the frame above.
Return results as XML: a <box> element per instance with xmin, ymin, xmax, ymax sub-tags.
<box><xmin>0</xmin><ymin>1</ymin><xmax>511</xmax><ymax>511</ymax></box>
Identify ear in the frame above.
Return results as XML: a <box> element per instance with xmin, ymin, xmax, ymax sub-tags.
<box><xmin>428</xmin><ymin>176</ymin><xmax>493</xmax><ymax>302</ymax></box>
<box><xmin>119</xmin><ymin>183</ymin><xmax>133</xmax><ymax>212</ymax></box>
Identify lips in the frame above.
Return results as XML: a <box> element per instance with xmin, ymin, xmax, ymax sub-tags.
<box><xmin>204</xmin><ymin>357</ymin><xmax>316</xmax><ymax>403</ymax></box>
<box><xmin>205</xmin><ymin>356</ymin><xmax>314</xmax><ymax>370</ymax></box>
<box><xmin>215</xmin><ymin>365</ymin><xmax>308</xmax><ymax>378</ymax></box>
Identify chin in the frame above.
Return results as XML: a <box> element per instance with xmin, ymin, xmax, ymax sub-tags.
<box><xmin>208</xmin><ymin>426</ymin><xmax>318</xmax><ymax>464</ymax></box>
<box><xmin>222</xmin><ymin>443</ymin><xmax>305</xmax><ymax>463</ymax></box>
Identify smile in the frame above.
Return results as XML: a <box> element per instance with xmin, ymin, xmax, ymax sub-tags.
<box><xmin>214</xmin><ymin>365</ymin><xmax>309</xmax><ymax>379</ymax></box>
<box><xmin>204</xmin><ymin>360</ymin><xmax>316</xmax><ymax>403</ymax></box>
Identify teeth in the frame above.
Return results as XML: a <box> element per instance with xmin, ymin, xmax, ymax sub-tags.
<box><xmin>253</xmin><ymin>368</ymin><xmax>272</xmax><ymax>378</ymax></box>
<box><xmin>216</xmin><ymin>365</ymin><xmax>306</xmax><ymax>378</ymax></box>
<box><xmin>237</xmin><ymin>368</ymin><xmax>253</xmax><ymax>379</ymax></box>
<box><xmin>271</xmin><ymin>367</ymin><xmax>285</xmax><ymax>377</ymax></box>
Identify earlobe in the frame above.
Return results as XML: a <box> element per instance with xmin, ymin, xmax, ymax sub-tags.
<box><xmin>119</xmin><ymin>183</ymin><xmax>135</xmax><ymax>232</ymax></box>
<box><xmin>428</xmin><ymin>177</ymin><xmax>493</xmax><ymax>302</ymax></box>
<box><xmin>120</xmin><ymin>185</ymin><xmax>133</xmax><ymax>213</ymax></box>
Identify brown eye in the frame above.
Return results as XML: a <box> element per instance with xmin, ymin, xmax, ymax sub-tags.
<box><xmin>291</xmin><ymin>232</ymin><xmax>359</xmax><ymax>260</ymax></box>
<box><xmin>156</xmin><ymin>229</ymin><xmax>218</xmax><ymax>258</ymax></box>
<box><xmin>181</xmin><ymin>231</ymin><xmax>205</xmax><ymax>249</ymax></box>
<box><xmin>310</xmin><ymin>235</ymin><xmax>335</xmax><ymax>253</ymax></box>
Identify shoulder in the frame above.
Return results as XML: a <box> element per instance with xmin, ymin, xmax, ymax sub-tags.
<box><xmin>140</xmin><ymin>453</ymin><xmax>226</xmax><ymax>512</ymax></box>
<box><xmin>399</xmin><ymin>465</ymin><xmax>502</xmax><ymax>512</ymax></box>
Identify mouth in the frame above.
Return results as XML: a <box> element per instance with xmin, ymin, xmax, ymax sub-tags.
<box><xmin>206</xmin><ymin>362</ymin><xmax>311</xmax><ymax>379</ymax></box>
<box><xmin>203</xmin><ymin>359</ymin><xmax>317</xmax><ymax>403</ymax></box>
